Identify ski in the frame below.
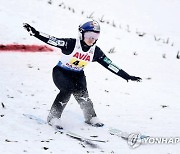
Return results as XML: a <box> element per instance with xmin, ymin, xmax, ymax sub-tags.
<box><xmin>23</xmin><ymin>114</ymin><xmax>47</xmax><ymax>124</ymax></box>
<box><xmin>23</xmin><ymin>113</ymin><xmax>149</xmax><ymax>148</ymax></box>
<box><xmin>65</xmin><ymin>131</ymin><xmax>103</xmax><ymax>148</ymax></box>
<box><xmin>66</xmin><ymin>131</ymin><xmax>106</xmax><ymax>143</ymax></box>
<box><xmin>108</xmin><ymin>127</ymin><xmax>150</xmax><ymax>141</ymax></box>
<box><xmin>108</xmin><ymin>127</ymin><xmax>130</xmax><ymax>140</ymax></box>
<box><xmin>23</xmin><ymin>113</ymin><xmax>106</xmax><ymax>148</ymax></box>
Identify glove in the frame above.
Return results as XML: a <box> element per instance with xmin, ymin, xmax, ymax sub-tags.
<box><xmin>23</xmin><ymin>23</ymin><xmax>38</xmax><ymax>36</ymax></box>
<box><xmin>129</xmin><ymin>76</ymin><xmax>142</xmax><ymax>82</ymax></box>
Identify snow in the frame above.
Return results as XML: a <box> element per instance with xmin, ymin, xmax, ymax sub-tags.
<box><xmin>0</xmin><ymin>0</ymin><xmax>180</xmax><ymax>153</ymax></box>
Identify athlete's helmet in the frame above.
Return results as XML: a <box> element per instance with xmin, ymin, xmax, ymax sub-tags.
<box><xmin>79</xmin><ymin>20</ymin><xmax>100</xmax><ymax>40</ymax></box>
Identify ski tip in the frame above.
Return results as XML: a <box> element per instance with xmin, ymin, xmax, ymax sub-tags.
<box><xmin>140</xmin><ymin>135</ymin><xmax>150</xmax><ymax>139</ymax></box>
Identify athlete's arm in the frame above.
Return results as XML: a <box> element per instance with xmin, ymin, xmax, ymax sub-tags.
<box><xmin>23</xmin><ymin>23</ymin><xmax>75</xmax><ymax>54</ymax></box>
<box><xmin>93</xmin><ymin>47</ymin><xmax>142</xmax><ymax>82</ymax></box>
<box><xmin>34</xmin><ymin>32</ymin><xmax>76</xmax><ymax>54</ymax></box>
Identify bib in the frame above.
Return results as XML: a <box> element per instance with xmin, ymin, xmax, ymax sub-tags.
<box><xmin>57</xmin><ymin>39</ymin><xmax>95</xmax><ymax>72</ymax></box>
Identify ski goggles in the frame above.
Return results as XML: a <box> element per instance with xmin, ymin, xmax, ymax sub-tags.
<box><xmin>84</xmin><ymin>31</ymin><xmax>100</xmax><ymax>40</ymax></box>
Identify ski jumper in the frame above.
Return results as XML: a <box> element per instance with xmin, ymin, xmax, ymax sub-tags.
<box><xmin>33</xmin><ymin>32</ymin><xmax>132</xmax><ymax>123</ymax></box>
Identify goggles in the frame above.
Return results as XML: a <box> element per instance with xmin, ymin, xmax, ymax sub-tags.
<box><xmin>84</xmin><ymin>31</ymin><xmax>100</xmax><ymax>40</ymax></box>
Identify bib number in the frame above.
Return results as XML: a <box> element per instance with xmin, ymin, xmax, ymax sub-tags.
<box><xmin>70</xmin><ymin>58</ymin><xmax>88</xmax><ymax>68</ymax></box>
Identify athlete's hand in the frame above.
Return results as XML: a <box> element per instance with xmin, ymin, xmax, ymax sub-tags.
<box><xmin>129</xmin><ymin>76</ymin><xmax>142</xmax><ymax>82</ymax></box>
<box><xmin>23</xmin><ymin>23</ymin><xmax>38</xmax><ymax>36</ymax></box>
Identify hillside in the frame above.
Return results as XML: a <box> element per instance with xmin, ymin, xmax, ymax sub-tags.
<box><xmin>0</xmin><ymin>0</ymin><xmax>180</xmax><ymax>153</ymax></box>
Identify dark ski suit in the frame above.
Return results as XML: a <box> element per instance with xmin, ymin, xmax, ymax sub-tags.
<box><xmin>30</xmin><ymin>30</ymin><xmax>140</xmax><ymax>123</ymax></box>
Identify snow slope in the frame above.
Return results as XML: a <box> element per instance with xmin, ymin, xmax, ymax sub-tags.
<box><xmin>0</xmin><ymin>0</ymin><xmax>180</xmax><ymax>153</ymax></box>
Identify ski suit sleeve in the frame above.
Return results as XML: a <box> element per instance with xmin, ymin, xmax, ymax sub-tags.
<box><xmin>23</xmin><ymin>23</ymin><xmax>75</xmax><ymax>53</ymax></box>
<box><xmin>93</xmin><ymin>46</ymin><xmax>132</xmax><ymax>81</ymax></box>
<box><xmin>34</xmin><ymin>32</ymin><xmax>64</xmax><ymax>47</ymax></box>
<box><xmin>33</xmin><ymin>31</ymin><xmax>76</xmax><ymax>54</ymax></box>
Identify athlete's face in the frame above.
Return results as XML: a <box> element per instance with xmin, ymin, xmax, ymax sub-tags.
<box><xmin>83</xmin><ymin>31</ymin><xmax>100</xmax><ymax>46</ymax></box>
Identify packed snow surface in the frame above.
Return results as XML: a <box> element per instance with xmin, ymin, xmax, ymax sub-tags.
<box><xmin>0</xmin><ymin>0</ymin><xmax>180</xmax><ymax>153</ymax></box>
